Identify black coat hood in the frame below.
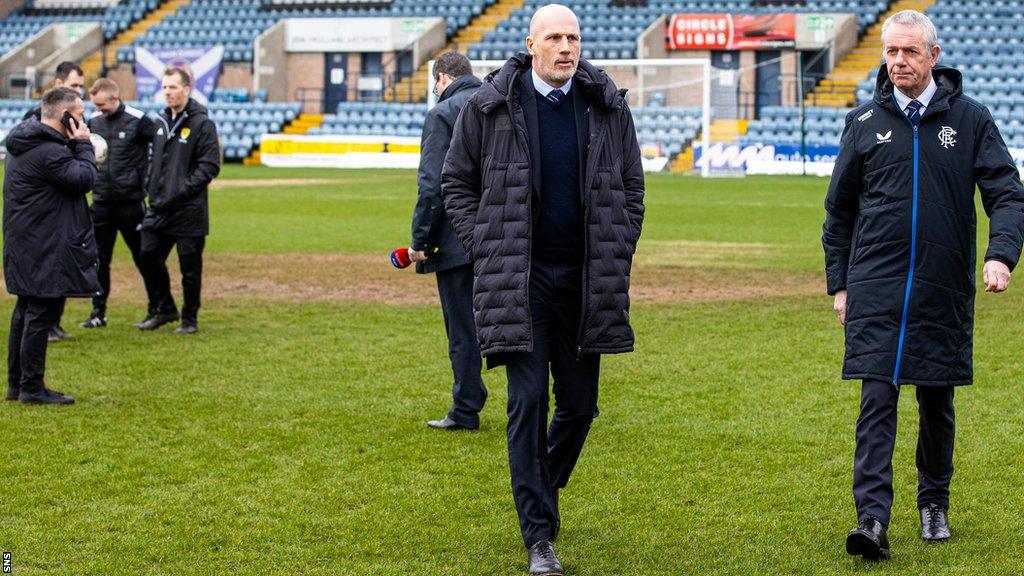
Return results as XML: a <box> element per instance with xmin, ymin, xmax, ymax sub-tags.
<box><xmin>873</xmin><ymin>65</ymin><xmax>963</xmax><ymax>112</ymax></box>
<box><xmin>4</xmin><ymin>117</ymin><xmax>66</xmax><ymax>156</ymax></box>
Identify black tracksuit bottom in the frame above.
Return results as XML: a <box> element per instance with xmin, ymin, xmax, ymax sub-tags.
<box><xmin>504</xmin><ymin>258</ymin><xmax>600</xmax><ymax>548</ymax></box>
<box><xmin>853</xmin><ymin>379</ymin><xmax>956</xmax><ymax>525</ymax></box>
<box><xmin>140</xmin><ymin>231</ymin><xmax>206</xmax><ymax>322</ymax></box>
<box><xmin>91</xmin><ymin>200</ymin><xmax>154</xmax><ymax>315</ymax></box>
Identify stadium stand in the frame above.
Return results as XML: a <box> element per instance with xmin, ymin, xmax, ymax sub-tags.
<box><xmin>468</xmin><ymin>0</ymin><xmax>890</xmax><ymax>61</ymax></box>
<box><xmin>0</xmin><ymin>0</ymin><xmax>158</xmax><ymax>54</ymax></box>
<box><xmin>116</xmin><ymin>0</ymin><xmax>498</xmax><ymax>63</ymax></box>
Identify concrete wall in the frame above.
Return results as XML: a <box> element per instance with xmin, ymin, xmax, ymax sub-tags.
<box><xmin>0</xmin><ymin>22</ymin><xmax>102</xmax><ymax>98</ymax></box>
<box><xmin>254</xmin><ymin>20</ymin><xmax>287</xmax><ymax>102</ymax></box>
<box><xmin>0</xmin><ymin>0</ymin><xmax>24</xmax><ymax>18</ymax></box>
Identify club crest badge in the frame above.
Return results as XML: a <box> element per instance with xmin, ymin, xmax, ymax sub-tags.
<box><xmin>938</xmin><ymin>126</ymin><xmax>957</xmax><ymax>149</ymax></box>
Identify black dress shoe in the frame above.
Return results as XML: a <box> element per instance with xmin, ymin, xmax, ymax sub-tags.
<box><xmin>52</xmin><ymin>325</ymin><xmax>74</xmax><ymax>340</ymax></box>
<box><xmin>426</xmin><ymin>416</ymin><xmax>477</xmax><ymax>430</ymax></box>
<box><xmin>846</xmin><ymin>516</ymin><xmax>890</xmax><ymax>560</ymax></box>
<box><xmin>527</xmin><ymin>540</ymin><xmax>563</xmax><ymax>576</ymax></box>
<box><xmin>920</xmin><ymin>504</ymin><xmax>951</xmax><ymax>542</ymax></box>
<box><xmin>5</xmin><ymin>386</ymin><xmax>18</xmax><ymax>401</ymax></box>
<box><xmin>137</xmin><ymin>311</ymin><xmax>180</xmax><ymax>331</ymax></box>
<box><xmin>19</xmin><ymin>387</ymin><xmax>75</xmax><ymax>405</ymax></box>
<box><xmin>173</xmin><ymin>320</ymin><xmax>199</xmax><ymax>334</ymax></box>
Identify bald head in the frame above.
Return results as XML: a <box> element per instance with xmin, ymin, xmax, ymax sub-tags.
<box><xmin>527</xmin><ymin>4</ymin><xmax>581</xmax><ymax>88</ymax></box>
<box><xmin>529</xmin><ymin>4</ymin><xmax>579</xmax><ymax>37</ymax></box>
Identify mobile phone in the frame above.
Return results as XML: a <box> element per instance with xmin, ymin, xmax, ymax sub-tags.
<box><xmin>61</xmin><ymin>110</ymin><xmax>79</xmax><ymax>133</ymax></box>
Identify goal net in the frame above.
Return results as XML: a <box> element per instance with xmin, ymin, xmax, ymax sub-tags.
<box><xmin>429</xmin><ymin>58</ymin><xmax>721</xmax><ymax>176</ymax></box>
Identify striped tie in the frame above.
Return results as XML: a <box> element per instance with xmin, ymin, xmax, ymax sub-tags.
<box><xmin>906</xmin><ymin>99</ymin><xmax>922</xmax><ymax>126</ymax></box>
<box><xmin>546</xmin><ymin>89</ymin><xmax>564</xmax><ymax>104</ymax></box>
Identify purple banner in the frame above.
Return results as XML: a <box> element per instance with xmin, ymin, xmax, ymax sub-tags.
<box><xmin>134</xmin><ymin>45</ymin><xmax>225</xmax><ymax>104</ymax></box>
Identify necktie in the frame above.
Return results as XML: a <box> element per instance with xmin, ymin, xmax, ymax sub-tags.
<box><xmin>906</xmin><ymin>99</ymin><xmax>922</xmax><ymax>126</ymax></box>
<box><xmin>546</xmin><ymin>89</ymin><xmax>564</xmax><ymax>104</ymax></box>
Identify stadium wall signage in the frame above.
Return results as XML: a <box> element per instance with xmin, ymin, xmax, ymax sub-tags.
<box><xmin>666</xmin><ymin>13</ymin><xmax>796</xmax><ymax>51</ymax></box>
<box><xmin>284</xmin><ymin>17</ymin><xmax>441</xmax><ymax>52</ymax></box>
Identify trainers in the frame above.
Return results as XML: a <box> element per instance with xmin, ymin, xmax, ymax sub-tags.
<box><xmin>137</xmin><ymin>311</ymin><xmax>180</xmax><ymax>331</ymax></box>
<box><xmin>19</xmin><ymin>387</ymin><xmax>75</xmax><ymax>405</ymax></box>
<box><xmin>80</xmin><ymin>313</ymin><xmax>107</xmax><ymax>328</ymax></box>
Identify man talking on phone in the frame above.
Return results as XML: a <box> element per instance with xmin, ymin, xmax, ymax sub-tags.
<box><xmin>3</xmin><ymin>87</ymin><xmax>99</xmax><ymax>404</ymax></box>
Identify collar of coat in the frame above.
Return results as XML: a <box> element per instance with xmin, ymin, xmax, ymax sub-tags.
<box><xmin>439</xmin><ymin>74</ymin><xmax>482</xmax><ymax>102</ymax></box>
<box><xmin>873</xmin><ymin>64</ymin><xmax>963</xmax><ymax>118</ymax></box>
<box><xmin>472</xmin><ymin>52</ymin><xmax>626</xmax><ymax>114</ymax></box>
<box><xmin>163</xmin><ymin>97</ymin><xmax>209</xmax><ymax>123</ymax></box>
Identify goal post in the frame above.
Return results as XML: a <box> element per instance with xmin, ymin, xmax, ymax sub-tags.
<box><xmin>428</xmin><ymin>58</ymin><xmax>714</xmax><ymax>177</ymax></box>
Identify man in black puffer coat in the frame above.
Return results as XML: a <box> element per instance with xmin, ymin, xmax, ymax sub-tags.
<box><xmin>823</xmin><ymin>10</ymin><xmax>1024</xmax><ymax>560</ymax></box>
<box><xmin>138</xmin><ymin>67</ymin><xmax>220</xmax><ymax>335</ymax></box>
<box><xmin>3</xmin><ymin>88</ymin><xmax>99</xmax><ymax>405</ymax></box>
<box><xmin>442</xmin><ymin>5</ymin><xmax>644</xmax><ymax>573</ymax></box>
<box><xmin>408</xmin><ymin>52</ymin><xmax>488</xmax><ymax>432</ymax></box>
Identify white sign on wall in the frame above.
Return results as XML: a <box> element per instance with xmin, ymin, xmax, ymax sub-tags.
<box><xmin>285</xmin><ymin>18</ymin><xmax>441</xmax><ymax>52</ymax></box>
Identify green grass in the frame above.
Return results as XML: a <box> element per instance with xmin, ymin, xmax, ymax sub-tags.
<box><xmin>1</xmin><ymin>166</ymin><xmax>1023</xmax><ymax>574</ymax></box>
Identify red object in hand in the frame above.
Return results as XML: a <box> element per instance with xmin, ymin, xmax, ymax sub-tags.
<box><xmin>390</xmin><ymin>247</ymin><xmax>412</xmax><ymax>269</ymax></box>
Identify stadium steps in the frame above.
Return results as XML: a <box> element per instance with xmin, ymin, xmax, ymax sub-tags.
<box><xmin>805</xmin><ymin>0</ymin><xmax>936</xmax><ymax>107</ymax></box>
<box><xmin>672</xmin><ymin>119</ymin><xmax>749</xmax><ymax>173</ymax></box>
<box><xmin>79</xmin><ymin>0</ymin><xmax>191</xmax><ymax>85</ymax></box>
<box><xmin>243</xmin><ymin>113</ymin><xmax>323</xmax><ymax>163</ymax></box>
<box><xmin>385</xmin><ymin>0</ymin><xmax>526</xmax><ymax>103</ymax></box>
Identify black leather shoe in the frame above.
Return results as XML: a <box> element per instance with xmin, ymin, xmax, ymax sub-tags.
<box><xmin>173</xmin><ymin>320</ymin><xmax>198</xmax><ymax>334</ymax></box>
<box><xmin>137</xmin><ymin>311</ymin><xmax>180</xmax><ymax>331</ymax></box>
<box><xmin>5</xmin><ymin>386</ymin><xmax>18</xmax><ymax>401</ymax></box>
<box><xmin>426</xmin><ymin>416</ymin><xmax>477</xmax><ymax>430</ymax></box>
<box><xmin>846</xmin><ymin>516</ymin><xmax>890</xmax><ymax>560</ymax></box>
<box><xmin>920</xmin><ymin>504</ymin><xmax>951</xmax><ymax>542</ymax></box>
<box><xmin>527</xmin><ymin>540</ymin><xmax>563</xmax><ymax>576</ymax></box>
<box><xmin>19</xmin><ymin>387</ymin><xmax>75</xmax><ymax>405</ymax></box>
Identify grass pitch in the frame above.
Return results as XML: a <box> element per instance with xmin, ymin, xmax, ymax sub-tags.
<box><xmin>1</xmin><ymin>166</ymin><xmax>1022</xmax><ymax>575</ymax></box>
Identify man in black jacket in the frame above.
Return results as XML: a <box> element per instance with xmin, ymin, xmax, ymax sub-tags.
<box><xmin>138</xmin><ymin>67</ymin><xmax>220</xmax><ymax>334</ymax></box>
<box><xmin>4</xmin><ymin>87</ymin><xmax>99</xmax><ymax>405</ymax></box>
<box><xmin>442</xmin><ymin>5</ymin><xmax>644</xmax><ymax>574</ymax></box>
<box><xmin>21</xmin><ymin>60</ymin><xmax>86</xmax><ymax>342</ymax></box>
<box><xmin>82</xmin><ymin>78</ymin><xmax>159</xmax><ymax>328</ymax></box>
<box><xmin>823</xmin><ymin>10</ymin><xmax>1024</xmax><ymax>560</ymax></box>
<box><xmin>409</xmin><ymin>52</ymin><xmax>488</xmax><ymax>431</ymax></box>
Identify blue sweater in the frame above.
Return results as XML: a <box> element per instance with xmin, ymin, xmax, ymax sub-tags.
<box><xmin>533</xmin><ymin>89</ymin><xmax>582</xmax><ymax>262</ymax></box>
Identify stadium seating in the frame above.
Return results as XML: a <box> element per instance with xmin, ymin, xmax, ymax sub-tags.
<box><xmin>311</xmin><ymin>100</ymin><xmax>705</xmax><ymax>159</ymax></box>
<box><xmin>0</xmin><ymin>0</ymin><xmax>157</xmax><ymax>52</ymax></box>
<box><xmin>739</xmin><ymin>105</ymin><xmax>849</xmax><ymax>148</ymax></box>
<box><xmin>0</xmin><ymin>99</ymin><xmax>302</xmax><ymax>162</ymax></box>
<box><xmin>117</xmin><ymin>0</ymin><xmax>496</xmax><ymax>63</ymax></box>
<box><xmin>469</xmin><ymin>0</ymin><xmax>890</xmax><ymax>61</ymax></box>
<box><xmin>851</xmin><ymin>0</ymin><xmax>1024</xmax><ymax>149</ymax></box>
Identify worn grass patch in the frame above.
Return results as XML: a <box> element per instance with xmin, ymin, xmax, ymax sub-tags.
<box><xmin>0</xmin><ymin>166</ymin><xmax>1021</xmax><ymax>575</ymax></box>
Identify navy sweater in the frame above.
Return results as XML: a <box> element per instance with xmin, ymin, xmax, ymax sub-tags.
<box><xmin>533</xmin><ymin>88</ymin><xmax>582</xmax><ymax>262</ymax></box>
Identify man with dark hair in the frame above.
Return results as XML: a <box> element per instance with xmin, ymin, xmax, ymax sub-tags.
<box><xmin>408</xmin><ymin>52</ymin><xmax>487</xmax><ymax>431</ymax></box>
<box><xmin>19</xmin><ymin>60</ymin><xmax>87</xmax><ymax>342</ymax></box>
<box><xmin>81</xmin><ymin>77</ymin><xmax>159</xmax><ymax>328</ymax></box>
<box><xmin>824</xmin><ymin>10</ymin><xmax>1024</xmax><ymax>560</ymax></box>
<box><xmin>4</xmin><ymin>87</ymin><xmax>99</xmax><ymax>405</ymax></box>
<box><xmin>137</xmin><ymin>67</ymin><xmax>220</xmax><ymax>334</ymax></box>
<box><xmin>442</xmin><ymin>5</ymin><xmax>645</xmax><ymax>574</ymax></box>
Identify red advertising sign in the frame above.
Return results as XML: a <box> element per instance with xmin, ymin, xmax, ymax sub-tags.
<box><xmin>667</xmin><ymin>13</ymin><xmax>796</xmax><ymax>51</ymax></box>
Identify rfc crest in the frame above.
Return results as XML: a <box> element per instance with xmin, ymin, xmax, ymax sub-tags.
<box><xmin>938</xmin><ymin>126</ymin><xmax>957</xmax><ymax>149</ymax></box>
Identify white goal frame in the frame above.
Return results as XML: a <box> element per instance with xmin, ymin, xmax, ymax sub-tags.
<box><xmin>428</xmin><ymin>58</ymin><xmax>713</xmax><ymax>177</ymax></box>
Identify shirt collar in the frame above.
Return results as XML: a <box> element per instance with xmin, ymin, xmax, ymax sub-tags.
<box><xmin>894</xmin><ymin>76</ymin><xmax>937</xmax><ymax>112</ymax></box>
<box><xmin>532</xmin><ymin>68</ymin><xmax>572</xmax><ymax>98</ymax></box>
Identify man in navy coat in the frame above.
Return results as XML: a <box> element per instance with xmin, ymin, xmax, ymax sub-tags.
<box><xmin>824</xmin><ymin>10</ymin><xmax>1024</xmax><ymax>559</ymax></box>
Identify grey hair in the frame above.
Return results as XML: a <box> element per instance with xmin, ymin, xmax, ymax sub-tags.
<box><xmin>881</xmin><ymin>10</ymin><xmax>939</xmax><ymax>49</ymax></box>
<box><xmin>40</xmin><ymin>87</ymin><xmax>80</xmax><ymax>121</ymax></box>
